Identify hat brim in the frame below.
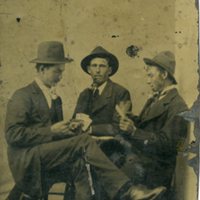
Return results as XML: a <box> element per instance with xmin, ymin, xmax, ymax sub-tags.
<box><xmin>30</xmin><ymin>58</ymin><xmax>72</xmax><ymax>64</ymax></box>
<box><xmin>143</xmin><ymin>58</ymin><xmax>177</xmax><ymax>84</ymax></box>
<box><xmin>81</xmin><ymin>53</ymin><xmax>119</xmax><ymax>76</ymax></box>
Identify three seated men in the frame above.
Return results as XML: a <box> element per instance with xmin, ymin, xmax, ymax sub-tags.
<box><xmin>5</xmin><ymin>41</ymin><xmax>187</xmax><ymax>200</ymax></box>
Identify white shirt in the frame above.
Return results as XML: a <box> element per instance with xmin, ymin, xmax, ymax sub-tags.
<box><xmin>35</xmin><ymin>77</ymin><xmax>57</xmax><ymax>108</ymax></box>
<box><xmin>91</xmin><ymin>81</ymin><xmax>107</xmax><ymax>95</ymax></box>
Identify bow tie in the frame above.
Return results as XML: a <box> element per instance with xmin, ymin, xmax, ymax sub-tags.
<box><xmin>49</xmin><ymin>87</ymin><xmax>58</xmax><ymax>100</ymax></box>
<box><xmin>150</xmin><ymin>90</ymin><xmax>168</xmax><ymax>102</ymax></box>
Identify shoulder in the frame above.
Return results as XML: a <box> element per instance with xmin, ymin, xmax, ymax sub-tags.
<box><xmin>170</xmin><ymin>89</ymin><xmax>188</xmax><ymax>112</ymax></box>
<box><xmin>77</xmin><ymin>88</ymin><xmax>91</xmax><ymax>101</ymax></box>
<box><xmin>79</xmin><ymin>87</ymin><xmax>91</xmax><ymax>96</ymax></box>
<box><xmin>9</xmin><ymin>82</ymin><xmax>34</xmax><ymax>102</ymax></box>
<box><xmin>109</xmin><ymin>80</ymin><xmax>129</xmax><ymax>93</ymax></box>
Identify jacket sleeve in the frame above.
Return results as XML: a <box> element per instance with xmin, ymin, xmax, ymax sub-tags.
<box><xmin>5</xmin><ymin>90</ymin><xmax>54</xmax><ymax>147</ymax></box>
<box><xmin>131</xmin><ymin>101</ymin><xmax>188</xmax><ymax>155</ymax></box>
<box><xmin>92</xmin><ymin>89</ymin><xmax>132</xmax><ymax>136</ymax></box>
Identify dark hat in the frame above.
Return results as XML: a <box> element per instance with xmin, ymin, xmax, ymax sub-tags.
<box><xmin>30</xmin><ymin>41</ymin><xmax>71</xmax><ymax>64</ymax></box>
<box><xmin>143</xmin><ymin>51</ymin><xmax>177</xmax><ymax>84</ymax></box>
<box><xmin>81</xmin><ymin>46</ymin><xmax>119</xmax><ymax>76</ymax></box>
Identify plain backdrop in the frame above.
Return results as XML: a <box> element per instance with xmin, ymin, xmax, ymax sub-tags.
<box><xmin>0</xmin><ymin>0</ymin><xmax>198</xmax><ymax>199</ymax></box>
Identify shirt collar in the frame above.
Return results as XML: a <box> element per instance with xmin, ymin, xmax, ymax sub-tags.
<box><xmin>35</xmin><ymin>77</ymin><xmax>58</xmax><ymax>100</ymax></box>
<box><xmin>35</xmin><ymin>77</ymin><xmax>51</xmax><ymax>93</ymax></box>
<box><xmin>159</xmin><ymin>85</ymin><xmax>176</xmax><ymax>100</ymax></box>
<box><xmin>148</xmin><ymin>85</ymin><xmax>176</xmax><ymax>100</ymax></box>
<box><xmin>90</xmin><ymin>81</ymin><xmax>107</xmax><ymax>95</ymax></box>
<box><xmin>160</xmin><ymin>85</ymin><xmax>176</xmax><ymax>95</ymax></box>
<box><xmin>98</xmin><ymin>81</ymin><xmax>107</xmax><ymax>95</ymax></box>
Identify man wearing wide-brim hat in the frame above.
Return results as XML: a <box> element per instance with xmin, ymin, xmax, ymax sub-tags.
<box><xmin>120</xmin><ymin>50</ymin><xmax>188</xmax><ymax>199</ymax></box>
<box><xmin>74</xmin><ymin>46</ymin><xmax>132</xmax><ymax>137</ymax></box>
<box><xmin>5</xmin><ymin>42</ymin><xmax>165</xmax><ymax>200</ymax></box>
<box><xmin>74</xmin><ymin>46</ymin><xmax>135</xmax><ymax>169</ymax></box>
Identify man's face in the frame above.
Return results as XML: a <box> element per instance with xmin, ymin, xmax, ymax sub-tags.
<box><xmin>146</xmin><ymin>66</ymin><xmax>166</xmax><ymax>92</ymax></box>
<box><xmin>87</xmin><ymin>57</ymin><xmax>112</xmax><ymax>86</ymax></box>
<box><xmin>42</xmin><ymin>64</ymin><xmax>65</xmax><ymax>87</ymax></box>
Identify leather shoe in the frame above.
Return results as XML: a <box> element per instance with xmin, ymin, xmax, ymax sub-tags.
<box><xmin>122</xmin><ymin>185</ymin><xmax>166</xmax><ymax>200</ymax></box>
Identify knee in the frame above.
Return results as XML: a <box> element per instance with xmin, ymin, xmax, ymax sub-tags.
<box><xmin>79</xmin><ymin>134</ymin><xmax>94</xmax><ymax>145</ymax></box>
<box><xmin>27</xmin><ymin>146</ymin><xmax>43</xmax><ymax>164</ymax></box>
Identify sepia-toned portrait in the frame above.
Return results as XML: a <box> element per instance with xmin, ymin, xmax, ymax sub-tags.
<box><xmin>0</xmin><ymin>0</ymin><xmax>199</xmax><ymax>200</ymax></box>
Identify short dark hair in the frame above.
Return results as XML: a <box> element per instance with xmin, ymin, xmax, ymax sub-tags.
<box><xmin>35</xmin><ymin>63</ymin><xmax>55</xmax><ymax>72</ymax></box>
<box><xmin>154</xmin><ymin>65</ymin><xmax>175</xmax><ymax>84</ymax></box>
<box><xmin>89</xmin><ymin>55</ymin><xmax>111</xmax><ymax>67</ymax></box>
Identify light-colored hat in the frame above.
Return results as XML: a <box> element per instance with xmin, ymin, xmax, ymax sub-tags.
<box><xmin>143</xmin><ymin>51</ymin><xmax>177</xmax><ymax>84</ymax></box>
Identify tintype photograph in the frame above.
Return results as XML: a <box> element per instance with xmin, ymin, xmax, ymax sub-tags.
<box><xmin>0</xmin><ymin>0</ymin><xmax>199</xmax><ymax>200</ymax></box>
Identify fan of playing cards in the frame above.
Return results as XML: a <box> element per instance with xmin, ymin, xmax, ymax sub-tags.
<box><xmin>75</xmin><ymin>113</ymin><xmax>92</xmax><ymax>131</ymax></box>
<box><xmin>115</xmin><ymin>101</ymin><xmax>132</xmax><ymax>118</ymax></box>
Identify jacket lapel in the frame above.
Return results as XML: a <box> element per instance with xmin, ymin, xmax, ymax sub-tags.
<box><xmin>140</xmin><ymin>88</ymin><xmax>178</xmax><ymax>123</ymax></box>
<box><xmin>30</xmin><ymin>81</ymin><xmax>51</xmax><ymax>121</ymax></box>
<box><xmin>92</xmin><ymin>80</ymin><xmax>112</xmax><ymax>114</ymax></box>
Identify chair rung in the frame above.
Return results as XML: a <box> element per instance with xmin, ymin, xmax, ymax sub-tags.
<box><xmin>48</xmin><ymin>192</ymin><xmax>65</xmax><ymax>196</ymax></box>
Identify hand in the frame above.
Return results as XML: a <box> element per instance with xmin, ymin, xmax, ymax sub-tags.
<box><xmin>51</xmin><ymin>121</ymin><xmax>70</xmax><ymax>133</ymax></box>
<box><xmin>68</xmin><ymin>119</ymin><xmax>84</xmax><ymax>131</ymax></box>
<box><xmin>119</xmin><ymin>117</ymin><xmax>136</xmax><ymax>135</ymax></box>
<box><xmin>116</xmin><ymin>101</ymin><xmax>132</xmax><ymax>118</ymax></box>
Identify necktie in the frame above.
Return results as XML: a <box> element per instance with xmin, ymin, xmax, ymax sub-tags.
<box><xmin>150</xmin><ymin>92</ymin><xmax>160</xmax><ymax>106</ymax></box>
<box><xmin>93</xmin><ymin>88</ymin><xmax>99</xmax><ymax>99</ymax></box>
<box><xmin>50</xmin><ymin>96</ymin><xmax>63</xmax><ymax>124</ymax></box>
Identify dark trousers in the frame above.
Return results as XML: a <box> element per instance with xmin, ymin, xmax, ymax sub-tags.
<box><xmin>120</xmin><ymin>153</ymin><xmax>176</xmax><ymax>200</ymax></box>
<box><xmin>10</xmin><ymin>134</ymin><xmax>130</xmax><ymax>200</ymax></box>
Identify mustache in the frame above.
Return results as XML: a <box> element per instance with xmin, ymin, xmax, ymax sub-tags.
<box><xmin>94</xmin><ymin>75</ymin><xmax>103</xmax><ymax>78</ymax></box>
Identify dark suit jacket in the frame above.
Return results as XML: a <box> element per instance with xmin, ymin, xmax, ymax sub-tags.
<box><xmin>129</xmin><ymin>88</ymin><xmax>188</xmax><ymax>188</ymax></box>
<box><xmin>5</xmin><ymin>81</ymin><xmax>67</xmax><ymax>192</ymax></box>
<box><xmin>73</xmin><ymin>79</ymin><xmax>132</xmax><ymax>136</ymax></box>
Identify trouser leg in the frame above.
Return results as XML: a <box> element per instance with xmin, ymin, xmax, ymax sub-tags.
<box><xmin>16</xmin><ymin>134</ymin><xmax>130</xmax><ymax>199</ymax></box>
<box><xmin>40</xmin><ymin>134</ymin><xmax>130</xmax><ymax>199</ymax></box>
<box><xmin>73</xmin><ymin>161</ymin><xmax>92</xmax><ymax>200</ymax></box>
<box><xmin>81</xmin><ymin>135</ymin><xmax>130</xmax><ymax>199</ymax></box>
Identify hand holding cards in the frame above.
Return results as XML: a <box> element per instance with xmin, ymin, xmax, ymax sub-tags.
<box><xmin>116</xmin><ymin>101</ymin><xmax>136</xmax><ymax>136</ymax></box>
<box><xmin>115</xmin><ymin>100</ymin><xmax>132</xmax><ymax>119</ymax></box>
<box><xmin>68</xmin><ymin>119</ymin><xmax>84</xmax><ymax>133</ymax></box>
<box><xmin>75</xmin><ymin>113</ymin><xmax>92</xmax><ymax>132</ymax></box>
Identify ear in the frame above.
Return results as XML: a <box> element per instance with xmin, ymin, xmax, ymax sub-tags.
<box><xmin>108</xmin><ymin>67</ymin><xmax>112</xmax><ymax>75</ymax></box>
<box><xmin>162</xmin><ymin>71</ymin><xmax>168</xmax><ymax>80</ymax></box>
<box><xmin>38</xmin><ymin>65</ymin><xmax>45</xmax><ymax>72</ymax></box>
<box><xmin>87</xmin><ymin>65</ymin><xmax>91</xmax><ymax>74</ymax></box>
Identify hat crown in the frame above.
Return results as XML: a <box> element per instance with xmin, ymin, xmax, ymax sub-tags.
<box><xmin>90</xmin><ymin>46</ymin><xmax>110</xmax><ymax>55</ymax></box>
<box><xmin>30</xmin><ymin>41</ymin><xmax>70</xmax><ymax>64</ymax></box>
<box><xmin>38</xmin><ymin>41</ymin><xmax>65</xmax><ymax>60</ymax></box>
<box><xmin>153</xmin><ymin>51</ymin><xmax>176</xmax><ymax>74</ymax></box>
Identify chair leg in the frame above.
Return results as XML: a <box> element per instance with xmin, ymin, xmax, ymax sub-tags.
<box><xmin>43</xmin><ymin>191</ymin><xmax>49</xmax><ymax>200</ymax></box>
<box><xmin>64</xmin><ymin>183</ymin><xmax>75</xmax><ymax>200</ymax></box>
<box><xmin>42</xmin><ymin>181</ymin><xmax>51</xmax><ymax>200</ymax></box>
